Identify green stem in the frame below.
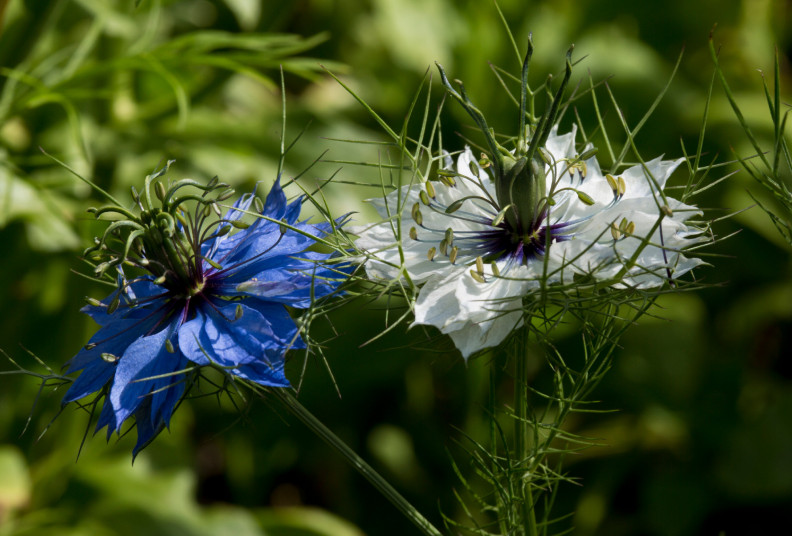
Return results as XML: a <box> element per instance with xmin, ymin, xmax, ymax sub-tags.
<box><xmin>514</xmin><ymin>330</ymin><xmax>538</xmax><ymax>536</ymax></box>
<box><xmin>273</xmin><ymin>389</ymin><xmax>444</xmax><ymax>536</ymax></box>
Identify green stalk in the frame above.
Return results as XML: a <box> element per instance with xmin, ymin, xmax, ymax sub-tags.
<box><xmin>273</xmin><ymin>389</ymin><xmax>444</xmax><ymax>536</ymax></box>
<box><xmin>513</xmin><ymin>329</ymin><xmax>538</xmax><ymax>536</ymax></box>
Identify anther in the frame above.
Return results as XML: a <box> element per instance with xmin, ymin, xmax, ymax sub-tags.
<box><xmin>427</xmin><ymin>247</ymin><xmax>436</xmax><ymax>261</ymax></box>
<box><xmin>235</xmin><ymin>304</ymin><xmax>244</xmax><ymax>320</ymax></box>
<box><xmin>439</xmin><ymin>239</ymin><xmax>449</xmax><ymax>256</ymax></box>
<box><xmin>409</xmin><ymin>227</ymin><xmax>418</xmax><ymax>240</ymax></box>
<box><xmin>445</xmin><ymin>199</ymin><xmax>464</xmax><ymax>214</ymax></box>
<box><xmin>470</xmin><ymin>269</ymin><xmax>486</xmax><ymax>284</ymax></box>
<box><xmin>216</xmin><ymin>189</ymin><xmax>235</xmax><ymax>202</ymax></box>
<box><xmin>425</xmin><ymin>181</ymin><xmax>436</xmax><ymax>199</ymax></box>
<box><xmin>449</xmin><ymin>246</ymin><xmax>459</xmax><ymax>264</ymax></box>
<box><xmin>444</xmin><ymin>228</ymin><xmax>454</xmax><ymax>244</ymax></box>
<box><xmin>419</xmin><ymin>190</ymin><xmax>430</xmax><ymax>206</ymax></box>
<box><xmin>576</xmin><ymin>190</ymin><xmax>595</xmax><ymax>206</ymax></box>
<box><xmin>165</xmin><ymin>339</ymin><xmax>175</xmax><ymax>353</ymax></box>
<box><xmin>253</xmin><ymin>197</ymin><xmax>264</xmax><ymax>213</ymax></box>
<box><xmin>413</xmin><ymin>208</ymin><xmax>423</xmax><ymax>226</ymax></box>
<box><xmin>85</xmin><ymin>297</ymin><xmax>103</xmax><ymax>307</ymax></box>
<box><xmin>475</xmin><ymin>256</ymin><xmax>484</xmax><ymax>275</ymax></box>
<box><xmin>84</xmin><ymin>343</ymin><xmax>98</xmax><ymax>350</ymax></box>
<box><xmin>625</xmin><ymin>221</ymin><xmax>635</xmax><ymax>235</ymax></box>
<box><xmin>617</xmin><ymin>176</ymin><xmax>626</xmax><ymax>196</ymax></box>
<box><xmin>610</xmin><ymin>223</ymin><xmax>622</xmax><ymax>240</ymax></box>
<box><xmin>606</xmin><ymin>174</ymin><xmax>618</xmax><ymax>193</ymax></box>
<box><xmin>490</xmin><ymin>262</ymin><xmax>500</xmax><ymax>277</ymax></box>
<box><xmin>101</xmin><ymin>352</ymin><xmax>119</xmax><ymax>363</ymax></box>
<box><xmin>661</xmin><ymin>205</ymin><xmax>674</xmax><ymax>217</ymax></box>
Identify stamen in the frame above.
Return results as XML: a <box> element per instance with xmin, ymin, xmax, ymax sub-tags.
<box><xmin>470</xmin><ymin>269</ymin><xmax>486</xmax><ymax>283</ymax></box>
<box><xmin>101</xmin><ymin>352</ymin><xmax>119</xmax><ymax>363</ymax></box>
<box><xmin>606</xmin><ymin>174</ymin><xmax>618</xmax><ymax>193</ymax></box>
<box><xmin>617</xmin><ymin>176</ymin><xmax>626</xmax><ymax>196</ymax></box>
<box><xmin>425</xmin><ymin>181</ymin><xmax>436</xmax><ymax>199</ymax></box>
<box><xmin>427</xmin><ymin>247</ymin><xmax>436</xmax><ymax>261</ymax></box>
<box><xmin>449</xmin><ymin>246</ymin><xmax>459</xmax><ymax>264</ymax></box>
<box><xmin>409</xmin><ymin>227</ymin><xmax>418</xmax><ymax>240</ymax></box>
<box><xmin>490</xmin><ymin>262</ymin><xmax>500</xmax><ymax>276</ymax></box>
<box><xmin>475</xmin><ymin>256</ymin><xmax>484</xmax><ymax>275</ymax></box>
<box><xmin>412</xmin><ymin>203</ymin><xmax>423</xmax><ymax>225</ymax></box>
<box><xmin>165</xmin><ymin>339</ymin><xmax>175</xmax><ymax>353</ymax></box>
<box><xmin>661</xmin><ymin>205</ymin><xmax>674</xmax><ymax>217</ymax></box>
<box><xmin>610</xmin><ymin>223</ymin><xmax>622</xmax><ymax>240</ymax></box>
<box><xmin>419</xmin><ymin>190</ymin><xmax>431</xmax><ymax>206</ymax></box>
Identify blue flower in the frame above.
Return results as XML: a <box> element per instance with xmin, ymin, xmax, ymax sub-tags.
<box><xmin>62</xmin><ymin>174</ymin><xmax>348</xmax><ymax>455</ymax></box>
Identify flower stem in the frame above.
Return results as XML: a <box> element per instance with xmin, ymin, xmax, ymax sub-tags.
<box><xmin>513</xmin><ymin>330</ymin><xmax>538</xmax><ymax>536</ymax></box>
<box><xmin>273</xmin><ymin>389</ymin><xmax>444</xmax><ymax>536</ymax></box>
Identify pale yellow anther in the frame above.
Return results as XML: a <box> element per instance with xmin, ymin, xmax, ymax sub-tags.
<box><xmin>427</xmin><ymin>247</ymin><xmax>436</xmax><ymax>261</ymax></box>
<box><xmin>409</xmin><ymin>227</ymin><xmax>418</xmax><ymax>240</ymax></box>
<box><xmin>470</xmin><ymin>269</ymin><xmax>486</xmax><ymax>284</ymax></box>
<box><xmin>490</xmin><ymin>262</ymin><xmax>500</xmax><ymax>277</ymax></box>
<box><xmin>439</xmin><ymin>239</ymin><xmax>449</xmax><ymax>257</ymax></box>
<box><xmin>610</xmin><ymin>223</ymin><xmax>622</xmax><ymax>240</ymax></box>
<box><xmin>425</xmin><ymin>181</ymin><xmax>436</xmax><ymax>199</ymax></box>
<box><xmin>605</xmin><ymin>174</ymin><xmax>617</xmax><ymax>192</ymax></box>
<box><xmin>617</xmin><ymin>176</ymin><xmax>626</xmax><ymax>196</ymax></box>
<box><xmin>450</xmin><ymin>246</ymin><xmax>459</xmax><ymax>264</ymax></box>
<box><xmin>475</xmin><ymin>256</ymin><xmax>484</xmax><ymax>275</ymax></box>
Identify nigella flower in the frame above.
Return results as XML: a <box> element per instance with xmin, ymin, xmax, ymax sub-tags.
<box><xmin>354</xmin><ymin>45</ymin><xmax>707</xmax><ymax>358</ymax></box>
<box><xmin>62</xmin><ymin>164</ymin><xmax>348</xmax><ymax>455</ymax></box>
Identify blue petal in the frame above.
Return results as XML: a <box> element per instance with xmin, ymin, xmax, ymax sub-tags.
<box><xmin>178</xmin><ymin>300</ymin><xmax>298</xmax><ymax>383</ymax></box>
<box><xmin>62</xmin><ymin>307</ymin><xmax>162</xmax><ymax>402</ymax></box>
<box><xmin>108</xmin><ymin>324</ymin><xmax>183</xmax><ymax>430</ymax></box>
<box><xmin>230</xmin><ymin>260</ymin><xmax>351</xmax><ymax>308</ymax></box>
<box><xmin>62</xmin><ymin>359</ymin><xmax>116</xmax><ymax>404</ymax></box>
<box><xmin>230</xmin><ymin>361</ymin><xmax>290</xmax><ymax>387</ymax></box>
<box><xmin>131</xmin><ymin>397</ymin><xmax>166</xmax><ymax>458</ymax></box>
<box><xmin>82</xmin><ymin>278</ymin><xmax>164</xmax><ymax>326</ymax></box>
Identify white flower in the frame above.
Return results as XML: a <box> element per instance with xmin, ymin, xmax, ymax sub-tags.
<box><xmin>355</xmin><ymin>126</ymin><xmax>707</xmax><ymax>358</ymax></box>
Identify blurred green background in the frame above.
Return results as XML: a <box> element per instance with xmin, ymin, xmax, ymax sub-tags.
<box><xmin>1</xmin><ymin>0</ymin><xmax>791</xmax><ymax>534</ymax></box>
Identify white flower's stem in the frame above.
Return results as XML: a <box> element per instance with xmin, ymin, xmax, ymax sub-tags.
<box><xmin>273</xmin><ymin>389</ymin><xmax>444</xmax><ymax>536</ymax></box>
<box><xmin>513</xmin><ymin>329</ymin><xmax>539</xmax><ymax>536</ymax></box>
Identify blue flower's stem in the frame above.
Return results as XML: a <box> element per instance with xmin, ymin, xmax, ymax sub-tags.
<box><xmin>514</xmin><ymin>329</ymin><xmax>538</xmax><ymax>536</ymax></box>
<box><xmin>273</xmin><ymin>389</ymin><xmax>444</xmax><ymax>536</ymax></box>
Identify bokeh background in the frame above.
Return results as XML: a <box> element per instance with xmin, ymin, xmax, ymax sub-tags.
<box><xmin>1</xmin><ymin>0</ymin><xmax>791</xmax><ymax>535</ymax></box>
